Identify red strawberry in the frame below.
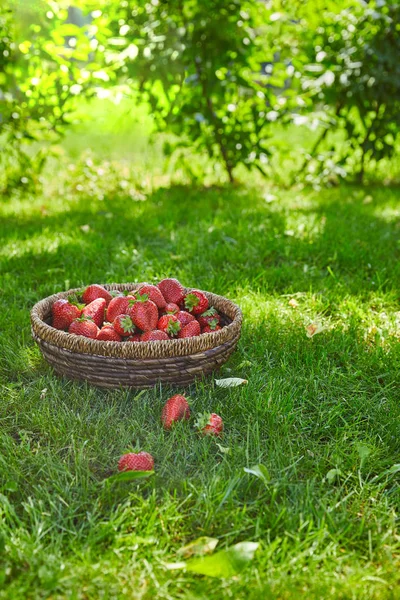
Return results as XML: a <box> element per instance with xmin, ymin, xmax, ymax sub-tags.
<box><xmin>126</xmin><ymin>334</ymin><xmax>142</xmax><ymax>342</ymax></box>
<box><xmin>197</xmin><ymin>307</ymin><xmax>221</xmax><ymax>329</ymax></box>
<box><xmin>164</xmin><ymin>303</ymin><xmax>180</xmax><ymax>315</ymax></box>
<box><xmin>82</xmin><ymin>284</ymin><xmax>112</xmax><ymax>306</ymax></box>
<box><xmin>202</xmin><ymin>324</ymin><xmax>222</xmax><ymax>334</ymax></box>
<box><xmin>162</xmin><ymin>395</ymin><xmax>190</xmax><ymax>429</ymax></box>
<box><xmin>97</xmin><ymin>325</ymin><xmax>122</xmax><ymax>342</ymax></box>
<box><xmin>140</xmin><ymin>330</ymin><xmax>169</xmax><ymax>341</ymax></box>
<box><xmin>176</xmin><ymin>311</ymin><xmax>195</xmax><ymax>328</ymax></box>
<box><xmin>137</xmin><ymin>284</ymin><xmax>166</xmax><ymax>309</ymax></box>
<box><xmin>196</xmin><ymin>413</ymin><xmax>224</xmax><ymax>436</ymax></box>
<box><xmin>157</xmin><ymin>314</ymin><xmax>181</xmax><ymax>337</ymax></box>
<box><xmin>52</xmin><ymin>298</ymin><xmax>83</xmax><ymax>330</ymax></box>
<box><xmin>82</xmin><ymin>298</ymin><xmax>106</xmax><ymax>328</ymax></box>
<box><xmin>178</xmin><ymin>320</ymin><xmax>201</xmax><ymax>338</ymax></box>
<box><xmin>158</xmin><ymin>278</ymin><xmax>185</xmax><ymax>304</ymax></box>
<box><xmin>106</xmin><ymin>295</ymin><xmax>136</xmax><ymax>322</ymax></box>
<box><xmin>128</xmin><ymin>297</ymin><xmax>158</xmax><ymax>331</ymax></box>
<box><xmin>113</xmin><ymin>314</ymin><xmax>136</xmax><ymax>337</ymax></box>
<box><xmin>118</xmin><ymin>452</ymin><xmax>154</xmax><ymax>472</ymax></box>
<box><xmin>68</xmin><ymin>317</ymin><xmax>99</xmax><ymax>339</ymax></box>
<box><xmin>184</xmin><ymin>290</ymin><xmax>209</xmax><ymax>315</ymax></box>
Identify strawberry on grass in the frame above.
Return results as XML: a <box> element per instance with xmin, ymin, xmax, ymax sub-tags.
<box><xmin>68</xmin><ymin>316</ymin><xmax>100</xmax><ymax>339</ymax></box>
<box><xmin>196</xmin><ymin>413</ymin><xmax>224</xmax><ymax>436</ymax></box>
<box><xmin>118</xmin><ymin>452</ymin><xmax>154</xmax><ymax>472</ymax></box>
<box><xmin>157</xmin><ymin>314</ymin><xmax>181</xmax><ymax>337</ymax></box>
<box><xmin>162</xmin><ymin>395</ymin><xmax>190</xmax><ymax>429</ymax></box>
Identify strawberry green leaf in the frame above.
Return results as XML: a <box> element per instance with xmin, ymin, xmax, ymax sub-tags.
<box><xmin>200</xmin><ymin>307</ymin><xmax>217</xmax><ymax>317</ymax></box>
<box><xmin>184</xmin><ymin>293</ymin><xmax>199</xmax><ymax>311</ymax></box>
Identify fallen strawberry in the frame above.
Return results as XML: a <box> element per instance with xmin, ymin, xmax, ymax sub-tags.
<box><xmin>106</xmin><ymin>295</ymin><xmax>136</xmax><ymax>322</ymax></box>
<box><xmin>118</xmin><ymin>452</ymin><xmax>154</xmax><ymax>472</ymax></box>
<box><xmin>184</xmin><ymin>290</ymin><xmax>209</xmax><ymax>315</ymax></box>
<box><xmin>97</xmin><ymin>325</ymin><xmax>122</xmax><ymax>342</ymax></box>
<box><xmin>52</xmin><ymin>298</ymin><xmax>83</xmax><ymax>330</ymax></box>
<box><xmin>113</xmin><ymin>314</ymin><xmax>136</xmax><ymax>337</ymax></box>
<box><xmin>196</xmin><ymin>413</ymin><xmax>224</xmax><ymax>436</ymax></box>
<box><xmin>82</xmin><ymin>284</ymin><xmax>112</xmax><ymax>306</ymax></box>
<box><xmin>158</xmin><ymin>278</ymin><xmax>185</xmax><ymax>304</ymax></box>
<box><xmin>157</xmin><ymin>314</ymin><xmax>181</xmax><ymax>337</ymax></box>
<box><xmin>82</xmin><ymin>298</ymin><xmax>106</xmax><ymax>327</ymax></box>
<box><xmin>68</xmin><ymin>317</ymin><xmax>99</xmax><ymax>339</ymax></box>
<box><xmin>176</xmin><ymin>310</ymin><xmax>196</xmax><ymax>328</ymax></box>
<box><xmin>140</xmin><ymin>330</ymin><xmax>169</xmax><ymax>341</ymax></box>
<box><xmin>164</xmin><ymin>302</ymin><xmax>180</xmax><ymax>315</ymax></box>
<box><xmin>178</xmin><ymin>320</ymin><xmax>201</xmax><ymax>338</ymax></box>
<box><xmin>137</xmin><ymin>284</ymin><xmax>166</xmax><ymax>309</ymax></box>
<box><xmin>128</xmin><ymin>296</ymin><xmax>158</xmax><ymax>331</ymax></box>
<box><xmin>162</xmin><ymin>395</ymin><xmax>190</xmax><ymax>429</ymax></box>
<box><xmin>197</xmin><ymin>307</ymin><xmax>221</xmax><ymax>329</ymax></box>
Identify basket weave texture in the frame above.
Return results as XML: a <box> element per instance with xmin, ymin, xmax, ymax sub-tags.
<box><xmin>30</xmin><ymin>283</ymin><xmax>242</xmax><ymax>389</ymax></box>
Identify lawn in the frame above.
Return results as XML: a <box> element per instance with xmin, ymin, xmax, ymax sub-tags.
<box><xmin>1</xmin><ymin>157</ymin><xmax>400</xmax><ymax>597</ymax></box>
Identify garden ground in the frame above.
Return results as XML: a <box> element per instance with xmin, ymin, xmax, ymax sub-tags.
<box><xmin>1</xmin><ymin>147</ymin><xmax>400</xmax><ymax>598</ymax></box>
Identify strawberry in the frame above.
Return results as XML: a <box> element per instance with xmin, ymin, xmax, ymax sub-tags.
<box><xmin>162</xmin><ymin>395</ymin><xmax>190</xmax><ymax>429</ymax></box>
<box><xmin>82</xmin><ymin>298</ymin><xmax>106</xmax><ymax>328</ymax></box>
<box><xmin>140</xmin><ymin>330</ymin><xmax>169</xmax><ymax>341</ymax></box>
<box><xmin>118</xmin><ymin>452</ymin><xmax>154</xmax><ymax>472</ymax></box>
<box><xmin>113</xmin><ymin>314</ymin><xmax>136</xmax><ymax>337</ymax></box>
<box><xmin>128</xmin><ymin>297</ymin><xmax>158</xmax><ymax>331</ymax></box>
<box><xmin>137</xmin><ymin>284</ymin><xmax>166</xmax><ymax>309</ymax></box>
<box><xmin>157</xmin><ymin>314</ymin><xmax>181</xmax><ymax>337</ymax></box>
<box><xmin>126</xmin><ymin>334</ymin><xmax>142</xmax><ymax>342</ymax></box>
<box><xmin>158</xmin><ymin>278</ymin><xmax>185</xmax><ymax>304</ymax></box>
<box><xmin>164</xmin><ymin>303</ymin><xmax>180</xmax><ymax>315</ymax></box>
<box><xmin>97</xmin><ymin>325</ymin><xmax>122</xmax><ymax>342</ymax></box>
<box><xmin>184</xmin><ymin>290</ymin><xmax>209</xmax><ymax>315</ymax></box>
<box><xmin>68</xmin><ymin>317</ymin><xmax>99</xmax><ymax>339</ymax></box>
<box><xmin>106</xmin><ymin>295</ymin><xmax>136</xmax><ymax>322</ymax></box>
<box><xmin>176</xmin><ymin>311</ymin><xmax>195</xmax><ymax>328</ymax></box>
<box><xmin>178</xmin><ymin>320</ymin><xmax>201</xmax><ymax>338</ymax></box>
<box><xmin>196</xmin><ymin>413</ymin><xmax>224</xmax><ymax>436</ymax></box>
<box><xmin>197</xmin><ymin>307</ymin><xmax>221</xmax><ymax>329</ymax></box>
<box><xmin>82</xmin><ymin>284</ymin><xmax>112</xmax><ymax>306</ymax></box>
<box><xmin>52</xmin><ymin>298</ymin><xmax>83</xmax><ymax>330</ymax></box>
<box><xmin>202</xmin><ymin>324</ymin><xmax>222</xmax><ymax>334</ymax></box>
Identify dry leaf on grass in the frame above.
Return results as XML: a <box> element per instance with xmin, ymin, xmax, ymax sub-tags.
<box><xmin>215</xmin><ymin>378</ymin><xmax>248</xmax><ymax>388</ymax></box>
<box><xmin>306</xmin><ymin>322</ymin><xmax>325</xmax><ymax>338</ymax></box>
<box><xmin>288</xmin><ymin>298</ymin><xmax>299</xmax><ymax>308</ymax></box>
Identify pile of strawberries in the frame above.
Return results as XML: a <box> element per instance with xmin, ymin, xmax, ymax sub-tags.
<box><xmin>51</xmin><ymin>278</ymin><xmax>224</xmax><ymax>341</ymax></box>
<box><xmin>118</xmin><ymin>394</ymin><xmax>224</xmax><ymax>472</ymax></box>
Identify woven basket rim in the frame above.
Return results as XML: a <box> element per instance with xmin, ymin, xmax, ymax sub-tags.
<box><xmin>31</xmin><ymin>282</ymin><xmax>242</xmax><ymax>360</ymax></box>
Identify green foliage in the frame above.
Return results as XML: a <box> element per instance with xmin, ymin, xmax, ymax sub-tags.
<box><xmin>100</xmin><ymin>0</ymin><xmax>275</xmax><ymax>182</ymax></box>
<box><xmin>285</xmin><ymin>0</ymin><xmax>400</xmax><ymax>182</ymax></box>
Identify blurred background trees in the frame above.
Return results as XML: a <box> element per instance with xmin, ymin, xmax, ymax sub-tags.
<box><xmin>1</xmin><ymin>0</ymin><xmax>399</xmax><ymax>191</ymax></box>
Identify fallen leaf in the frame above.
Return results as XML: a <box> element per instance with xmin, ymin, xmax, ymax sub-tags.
<box><xmin>215</xmin><ymin>378</ymin><xmax>248</xmax><ymax>388</ymax></box>
<box><xmin>80</xmin><ymin>224</ymin><xmax>90</xmax><ymax>233</ymax></box>
<box><xmin>177</xmin><ymin>537</ymin><xmax>219</xmax><ymax>558</ymax></box>
<box><xmin>288</xmin><ymin>298</ymin><xmax>299</xmax><ymax>308</ymax></box>
<box><xmin>306</xmin><ymin>322</ymin><xmax>325</xmax><ymax>338</ymax></box>
<box><xmin>244</xmin><ymin>464</ymin><xmax>270</xmax><ymax>486</ymax></box>
<box><xmin>216</xmin><ymin>443</ymin><xmax>231</xmax><ymax>455</ymax></box>
<box><xmin>40</xmin><ymin>388</ymin><xmax>48</xmax><ymax>399</ymax></box>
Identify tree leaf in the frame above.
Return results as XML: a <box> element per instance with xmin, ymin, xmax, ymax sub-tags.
<box><xmin>177</xmin><ymin>537</ymin><xmax>219</xmax><ymax>558</ymax></box>
<box><xmin>215</xmin><ymin>378</ymin><xmax>248</xmax><ymax>388</ymax></box>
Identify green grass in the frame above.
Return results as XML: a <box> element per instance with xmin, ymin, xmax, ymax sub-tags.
<box><xmin>1</xmin><ymin>164</ymin><xmax>400</xmax><ymax>599</ymax></box>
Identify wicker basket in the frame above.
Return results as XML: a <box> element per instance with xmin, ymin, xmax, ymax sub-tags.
<box><xmin>30</xmin><ymin>283</ymin><xmax>242</xmax><ymax>389</ymax></box>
